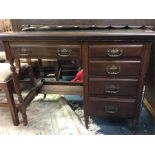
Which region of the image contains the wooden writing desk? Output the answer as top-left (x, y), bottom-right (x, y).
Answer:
top-left (0, 28), bottom-right (154, 130)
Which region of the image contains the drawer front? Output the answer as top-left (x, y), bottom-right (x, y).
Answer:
top-left (88, 97), bottom-right (137, 118)
top-left (11, 44), bottom-right (81, 59)
top-left (89, 44), bottom-right (144, 58)
top-left (89, 78), bottom-right (138, 97)
top-left (89, 60), bottom-right (141, 76)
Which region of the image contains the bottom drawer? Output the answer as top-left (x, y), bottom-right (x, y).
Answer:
top-left (88, 97), bottom-right (137, 118)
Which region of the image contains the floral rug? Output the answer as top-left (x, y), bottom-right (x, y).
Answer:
top-left (0, 94), bottom-right (89, 135)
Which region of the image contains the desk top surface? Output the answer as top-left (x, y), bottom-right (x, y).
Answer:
top-left (0, 29), bottom-right (155, 40)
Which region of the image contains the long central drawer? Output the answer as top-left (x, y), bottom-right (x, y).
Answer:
top-left (89, 77), bottom-right (138, 97)
top-left (10, 42), bottom-right (81, 59)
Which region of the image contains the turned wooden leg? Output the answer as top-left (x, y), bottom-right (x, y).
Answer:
top-left (10, 61), bottom-right (26, 125)
top-left (4, 81), bottom-right (19, 126)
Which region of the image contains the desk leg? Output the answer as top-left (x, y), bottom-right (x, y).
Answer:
top-left (10, 61), bottom-right (28, 125)
top-left (82, 43), bottom-right (89, 129)
top-left (84, 114), bottom-right (89, 129)
top-left (130, 119), bottom-right (139, 134)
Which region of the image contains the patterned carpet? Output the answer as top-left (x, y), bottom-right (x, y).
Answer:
top-left (1, 92), bottom-right (154, 135)
top-left (65, 95), bottom-right (155, 135)
top-left (0, 94), bottom-right (89, 135)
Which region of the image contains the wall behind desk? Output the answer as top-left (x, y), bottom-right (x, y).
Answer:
top-left (11, 19), bottom-right (155, 31)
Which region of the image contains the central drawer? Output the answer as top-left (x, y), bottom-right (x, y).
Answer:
top-left (89, 77), bottom-right (138, 97)
top-left (89, 60), bottom-right (141, 76)
top-left (10, 43), bottom-right (81, 59)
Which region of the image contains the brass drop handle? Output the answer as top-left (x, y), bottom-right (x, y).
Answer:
top-left (57, 48), bottom-right (72, 57)
top-left (105, 105), bottom-right (118, 114)
top-left (107, 48), bottom-right (123, 57)
top-left (19, 47), bottom-right (32, 54)
top-left (105, 84), bottom-right (120, 94)
top-left (106, 65), bottom-right (121, 75)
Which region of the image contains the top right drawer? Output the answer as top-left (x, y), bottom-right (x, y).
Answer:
top-left (89, 44), bottom-right (144, 58)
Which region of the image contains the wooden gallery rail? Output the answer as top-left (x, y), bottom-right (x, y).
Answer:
top-left (0, 29), bottom-right (155, 130)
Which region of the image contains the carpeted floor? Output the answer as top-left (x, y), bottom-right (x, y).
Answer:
top-left (65, 95), bottom-right (155, 135)
top-left (1, 74), bottom-right (155, 135)
top-left (0, 94), bottom-right (89, 135)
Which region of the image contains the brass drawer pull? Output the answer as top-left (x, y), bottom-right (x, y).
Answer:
top-left (105, 84), bottom-right (120, 94)
top-left (57, 48), bottom-right (72, 57)
top-left (106, 65), bottom-right (121, 75)
top-left (105, 105), bottom-right (118, 114)
top-left (18, 47), bottom-right (32, 54)
top-left (107, 48), bottom-right (123, 57)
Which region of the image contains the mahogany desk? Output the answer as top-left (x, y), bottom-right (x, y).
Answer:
top-left (0, 29), bottom-right (154, 129)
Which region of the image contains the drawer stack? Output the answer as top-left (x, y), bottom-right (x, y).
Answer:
top-left (87, 43), bottom-right (144, 119)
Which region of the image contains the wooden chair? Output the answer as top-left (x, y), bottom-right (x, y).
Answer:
top-left (0, 63), bottom-right (19, 125)
top-left (0, 20), bottom-right (41, 125)
top-left (0, 61), bottom-right (31, 125)
top-left (20, 58), bottom-right (60, 80)
top-left (37, 59), bottom-right (60, 80)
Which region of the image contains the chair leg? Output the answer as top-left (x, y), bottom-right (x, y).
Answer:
top-left (43, 94), bottom-right (46, 99)
top-left (3, 81), bottom-right (19, 126)
top-left (19, 105), bottom-right (28, 126)
top-left (38, 59), bottom-right (44, 77)
top-left (55, 61), bottom-right (59, 81)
